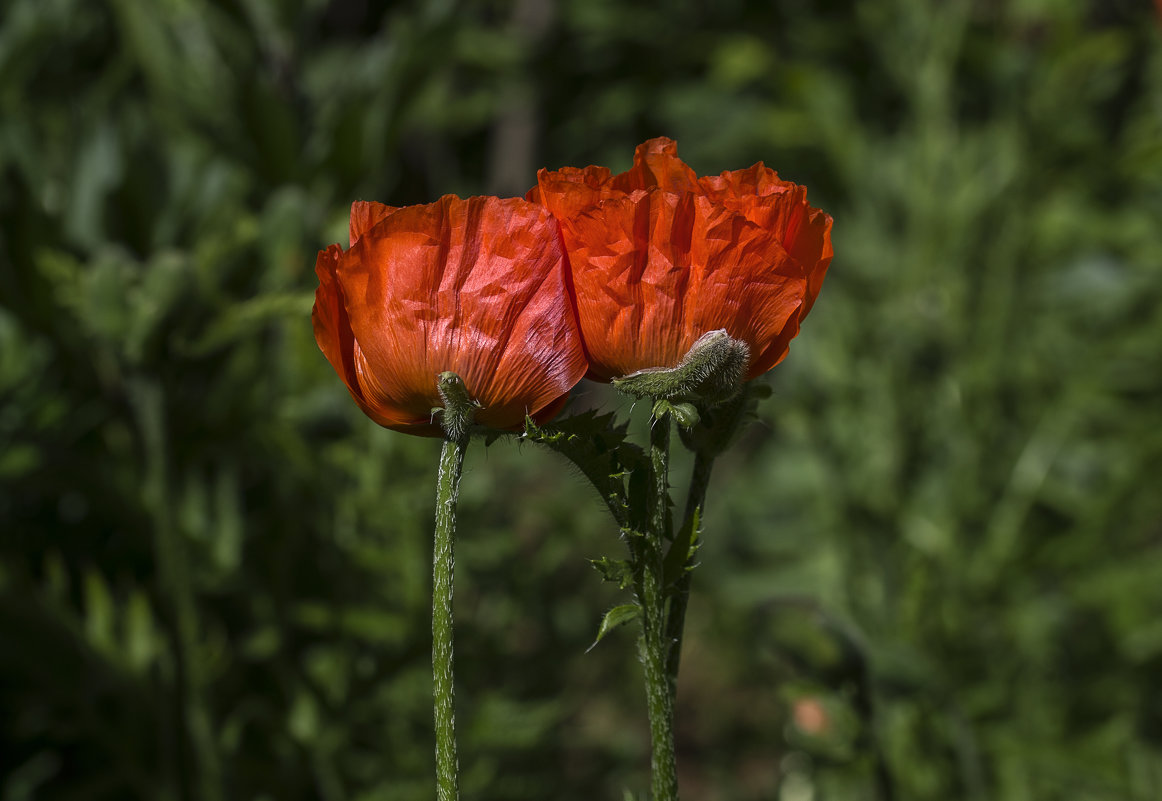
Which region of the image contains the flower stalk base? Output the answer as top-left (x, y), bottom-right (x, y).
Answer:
top-left (432, 371), bottom-right (476, 801)
top-left (432, 435), bottom-right (465, 801)
top-left (641, 409), bottom-right (679, 801)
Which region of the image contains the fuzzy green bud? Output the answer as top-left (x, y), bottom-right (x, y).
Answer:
top-left (612, 329), bottom-right (749, 407)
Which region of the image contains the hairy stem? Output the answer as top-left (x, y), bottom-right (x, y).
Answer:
top-left (433, 436), bottom-right (467, 801)
top-left (664, 449), bottom-right (714, 697)
top-left (640, 411), bottom-right (679, 801)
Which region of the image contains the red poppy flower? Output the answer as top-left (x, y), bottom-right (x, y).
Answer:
top-left (528, 137), bottom-right (832, 382)
top-left (312, 194), bottom-right (588, 436)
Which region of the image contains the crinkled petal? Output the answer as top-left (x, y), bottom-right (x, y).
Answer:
top-left (561, 189), bottom-right (806, 381)
top-left (700, 163), bottom-right (805, 250)
top-left (613, 137), bottom-right (700, 194)
top-left (527, 165), bottom-right (616, 218)
top-left (528, 137), bottom-right (700, 213)
top-left (312, 245), bottom-right (403, 428)
top-left (333, 194), bottom-right (587, 433)
top-left (312, 245), bottom-right (357, 393)
top-left (700, 163), bottom-right (833, 320)
top-left (532, 139), bottom-right (830, 382)
top-left (349, 200), bottom-right (398, 247)
top-left (791, 207), bottom-right (833, 319)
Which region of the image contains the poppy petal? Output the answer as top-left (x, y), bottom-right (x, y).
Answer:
top-left (613, 137), bottom-right (700, 194)
top-left (791, 207), bottom-right (833, 319)
top-left (349, 200), bottom-right (399, 247)
top-left (561, 190), bottom-right (806, 381)
top-left (332, 195), bottom-right (587, 433)
top-left (532, 139), bottom-right (830, 383)
top-left (527, 165), bottom-right (616, 218)
top-left (313, 245), bottom-right (403, 428)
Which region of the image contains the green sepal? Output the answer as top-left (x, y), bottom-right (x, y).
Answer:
top-left (590, 556), bottom-right (634, 590)
top-left (678, 380), bottom-right (767, 458)
top-left (611, 329), bottom-right (749, 407)
top-left (587, 603), bottom-right (641, 652)
top-left (434, 371), bottom-right (480, 442)
top-left (663, 506), bottom-right (700, 588)
top-left (653, 399), bottom-right (700, 428)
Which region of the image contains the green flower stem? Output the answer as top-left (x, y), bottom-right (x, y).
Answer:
top-left (433, 435), bottom-right (467, 801)
top-left (641, 410), bottom-right (679, 801)
top-left (664, 449), bottom-right (714, 697)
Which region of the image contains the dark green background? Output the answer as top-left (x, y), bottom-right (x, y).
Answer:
top-left (2, 0), bottom-right (1160, 799)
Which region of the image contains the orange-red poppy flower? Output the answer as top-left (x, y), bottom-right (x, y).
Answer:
top-left (528, 137), bottom-right (832, 382)
top-left (312, 194), bottom-right (588, 436)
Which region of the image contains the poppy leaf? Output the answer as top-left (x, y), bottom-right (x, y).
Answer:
top-left (523, 411), bottom-right (644, 527)
top-left (589, 556), bottom-right (634, 589)
top-left (587, 604), bottom-right (641, 652)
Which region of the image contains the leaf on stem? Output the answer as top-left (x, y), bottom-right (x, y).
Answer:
top-left (587, 603), bottom-right (642, 652)
top-left (590, 556), bottom-right (634, 589)
top-left (522, 410), bottom-right (646, 527)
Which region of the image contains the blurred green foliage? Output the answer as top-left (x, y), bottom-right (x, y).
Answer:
top-left (2, 0), bottom-right (1160, 799)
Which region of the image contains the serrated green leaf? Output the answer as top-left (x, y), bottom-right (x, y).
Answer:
top-left (527, 408), bottom-right (630, 444)
top-left (587, 604), bottom-right (641, 652)
top-left (522, 411), bottom-right (644, 527)
top-left (590, 556), bottom-right (634, 589)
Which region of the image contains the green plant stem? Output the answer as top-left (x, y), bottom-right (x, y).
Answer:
top-left (433, 435), bottom-right (467, 801)
top-left (641, 411), bottom-right (679, 801)
top-left (664, 449), bottom-right (714, 698)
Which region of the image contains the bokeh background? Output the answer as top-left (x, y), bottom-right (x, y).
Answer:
top-left (2, 0), bottom-right (1161, 799)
